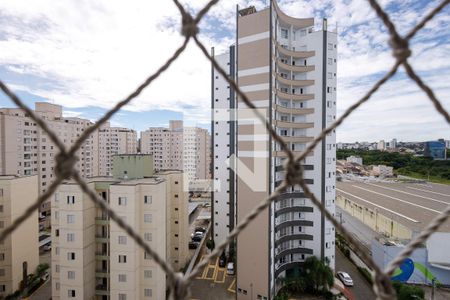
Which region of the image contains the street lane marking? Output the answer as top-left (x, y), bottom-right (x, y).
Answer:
top-left (214, 269), bottom-right (226, 283)
top-left (228, 278), bottom-right (236, 293)
top-left (352, 185), bottom-right (441, 214)
top-left (337, 189), bottom-right (419, 223)
top-left (367, 183), bottom-right (450, 205)
top-left (407, 186), bottom-right (450, 198)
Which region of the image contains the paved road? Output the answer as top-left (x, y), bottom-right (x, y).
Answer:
top-left (335, 248), bottom-right (375, 300)
top-left (30, 279), bottom-right (51, 300)
top-left (337, 181), bottom-right (450, 232)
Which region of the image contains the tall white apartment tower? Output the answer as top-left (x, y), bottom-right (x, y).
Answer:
top-left (211, 46), bottom-right (236, 249)
top-left (212, 1), bottom-right (337, 298)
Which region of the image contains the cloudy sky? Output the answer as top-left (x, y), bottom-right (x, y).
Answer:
top-left (0, 0), bottom-right (449, 142)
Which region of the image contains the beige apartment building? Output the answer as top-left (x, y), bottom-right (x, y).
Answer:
top-left (212, 1), bottom-right (337, 298)
top-left (51, 155), bottom-right (189, 300)
top-left (0, 103), bottom-right (138, 225)
top-left (97, 123), bottom-right (137, 176)
top-left (140, 120), bottom-right (211, 185)
top-left (0, 175), bottom-right (39, 297)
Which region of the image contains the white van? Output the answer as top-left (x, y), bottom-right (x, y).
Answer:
top-left (227, 262), bottom-right (234, 275)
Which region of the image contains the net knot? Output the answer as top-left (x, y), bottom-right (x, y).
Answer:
top-left (55, 152), bottom-right (77, 179)
top-left (181, 13), bottom-right (199, 37)
top-left (284, 159), bottom-right (303, 186)
top-left (172, 272), bottom-right (190, 300)
top-left (389, 36), bottom-right (411, 62)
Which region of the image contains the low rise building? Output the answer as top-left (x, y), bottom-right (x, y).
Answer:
top-left (371, 165), bottom-right (394, 177)
top-left (0, 175), bottom-right (39, 297)
top-left (346, 156), bottom-right (363, 165)
top-left (51, 155), bottom-right (189, 299)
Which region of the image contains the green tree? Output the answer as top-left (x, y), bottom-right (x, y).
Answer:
top-left (392, 281), bottom-right (425, 300)
top-left (206, 239), bottom-right (215, 250)
top-left (302, 256), bottom-right (334, 293)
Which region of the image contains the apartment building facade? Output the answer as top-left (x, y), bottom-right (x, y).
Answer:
top-left (140, 120), bottom-right (211, 184)
top-left (212, 1), bottom-right (337, 298)
top-left (51, 155), bottom-right (189, 300)
top-left (211, 47), bottom-right (237, 249)
top-left (0, 103), bottom-right (138, 223)
top-left (97, 123), bottom-right (137, 176)
top-left (0, 175), bottom-right (39, 297)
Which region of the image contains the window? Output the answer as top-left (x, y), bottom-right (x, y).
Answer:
top-left (118, 236), bottom-right (127, 245)
top-left (68, 271), bottom-right (75, 279)
top-left (119, 294), bottom-right (127, 300)
top-left (0, 189), bottom-right (2, 197)
top-left (144, 233), bottom-right (152, 242)
top-left (55, 229), bottom-right (59, 237)
top-left (56, 247), bottom-right (60, 255)
top-left (0, 254), bottom-right (4, 261)
top-left (144, 289), bottom-right (153, 297)
top-left (67, 233), bottom-right (75, 242)
top-left (328, 58), bottom-right (333, 65)
top-left (144, 270), bottom-right (152, 278)
top-left (0, 269), bottom-right (4, 276)
top-left (328, 43), bottom-right (333, 50)
top-left (118, 197), bottom-right (127, 206)
top-left (328, 72), bottom-right (333, 79)
top-left (55, 282), bottom-right (60, 290)
top-left (144, 214), bottom-right (152, 223)
top-left (144, 252), bottom-right (152, 260)
top-left (67, 195), bottom-right (75, 204)
top-left (144, 195), bottom-right (152, 204)
top-left (118, 274), bottom-right (127, 282)
top-left (67, 252), bottom-right (75, 260)
top-left (119, 255), bottom-right (127, 263)
top-left (67, 214), bottom-right (75, 224)
top-left (68, 290), bottom-right (76, 298)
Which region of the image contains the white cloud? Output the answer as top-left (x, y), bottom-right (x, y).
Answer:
top-left (0, 0), bottom-right (449, 142)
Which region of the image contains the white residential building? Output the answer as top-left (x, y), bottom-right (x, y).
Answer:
top-left (346, 156), bottom-right (363, 165)
top-left (140, 121), bottom-right (211, 184)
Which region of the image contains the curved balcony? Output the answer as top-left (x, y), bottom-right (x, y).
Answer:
top-left (273, 0), bottom-right (314, 29)
top-left (276, 89), bottom-right (314, 101)
top-left (274, 261), bottom-right (307, 279)
top-left (280, 136), bottom-right (314, 143)
top-left (276, 74), bottom-right (314, 87)
top-left (275, 206), bottom-right (313, 218)
top-left (276, 43), bottom-right (315, 58)
top-left (275, 219), bottom-right (313, 232)
top-left (273, 150), bottom-right (314, 158)
top-left (275, 164), bottom-right (313, 172)
top-left (275, 104), bottom-right (314, 115)
top-left (275, 234), bottom-right (314, 247)
top-left (277, 60), bottom-right (315, 73)
top-left (274, 120), bottom-right (314, 129)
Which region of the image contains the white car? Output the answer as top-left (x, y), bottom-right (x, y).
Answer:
top-left (226, 262), bottom-right (234, 275)
top-left (337, 271), bottom-right (354, 286)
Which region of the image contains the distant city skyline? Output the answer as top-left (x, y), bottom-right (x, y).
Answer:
top-left (1, 0), bottom-right (449, 142)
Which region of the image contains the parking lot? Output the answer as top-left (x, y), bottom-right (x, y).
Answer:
top-left (190, 253), bottom-right (236, 300)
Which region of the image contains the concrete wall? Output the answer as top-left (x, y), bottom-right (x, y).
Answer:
top-left (336, 195), bottom-right (412, 240)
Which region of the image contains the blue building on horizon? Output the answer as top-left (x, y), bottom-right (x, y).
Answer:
top-left (424, 141), bottom-right (447, 160)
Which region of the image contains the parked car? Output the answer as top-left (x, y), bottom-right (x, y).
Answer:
top-left (189, 241), bottom-right (199, 249)
top-left (227, 262), bottom-right (234, 275)
top-left (192, 235), bottom-right (202, 242)
top-left (195, 227), bottom-right (206, 233)
top-left (337, 271), bottom-right (354, 286)
top-left (191, 231), bottom-right (204, 239)
top-left (219, 255), bottom-right (226, 267)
